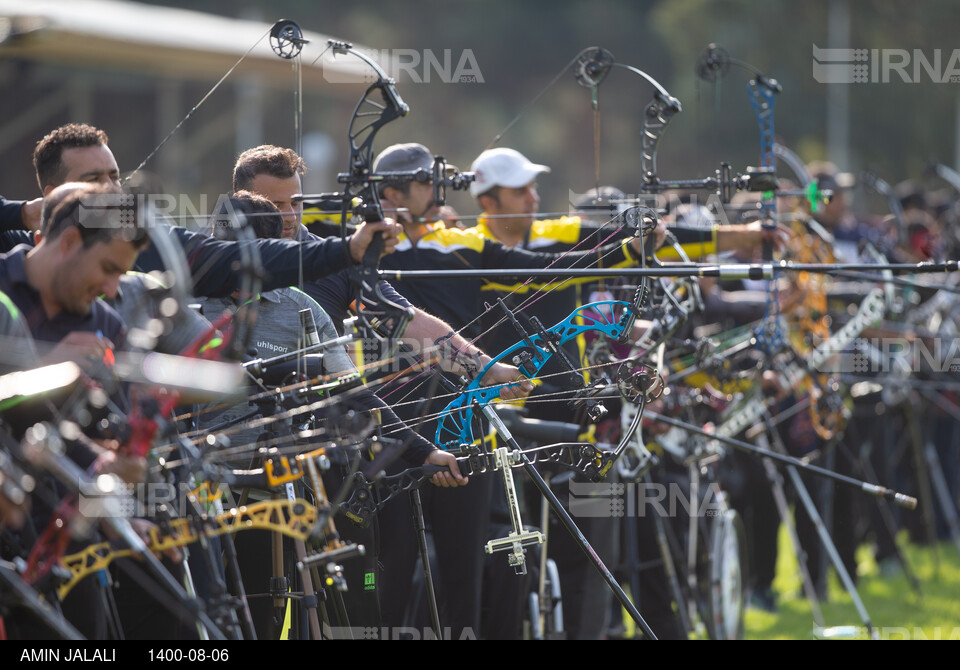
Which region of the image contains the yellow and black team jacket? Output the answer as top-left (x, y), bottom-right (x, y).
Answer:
top-left (472, 216), bottom-right (722, 421)
top-left (378, 218), bottom-right (643, 351)
top-left (372, 218), bottom-right (639, 440)
top-left (656, 224), bottom-right (719, 261)
top-left (471, 215), bottom-right (644, 425)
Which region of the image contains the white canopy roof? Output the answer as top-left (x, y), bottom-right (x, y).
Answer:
top-left (0, 0), bottom-right (372, 90)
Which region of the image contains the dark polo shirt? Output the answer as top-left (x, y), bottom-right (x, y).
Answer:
top-left (0, 245), bottom-right (125, 346)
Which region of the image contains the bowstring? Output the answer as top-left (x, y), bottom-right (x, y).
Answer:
top-left (378, 107), bottom-right (663, 429)
top-left (375, 214), bottom-right (639, 407)
top-left (124, 27), bottom-right (273, 185)
top-left (374, 48), bottom-right (645, 412)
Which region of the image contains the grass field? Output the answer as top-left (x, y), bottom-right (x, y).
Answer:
top-left (745, 529), bottom-right (960, 640)
top-left (616, 525), bottom-right (960, 640)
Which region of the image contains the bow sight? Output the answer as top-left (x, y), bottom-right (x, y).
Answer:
top-left (297, 158), bottom-right (474, 221)
top-left (338, 155), bottom-right (475, 213)
top-left (570, 46), bottom-right (782, 204)
top-left (642, 163), bottom-right (780, 202)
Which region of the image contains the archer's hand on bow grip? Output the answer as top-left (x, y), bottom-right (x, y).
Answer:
top-left (349, 220), bottom-right (401, 264)
top-left (478, 361), bottom-right (535, 401)
top-left (436, 379), bottom-right (534, 449)
top-left (363, 229), bottom-right (384, 264)
top-left (352, 225), bottom-right (386, 298)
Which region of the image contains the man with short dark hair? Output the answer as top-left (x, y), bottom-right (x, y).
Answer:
top-left (233, 145), bottom-right (306, 240)
top-left (0, 181), bottom-right (184, 641)
top-left (0, 181), bottom-right (147, 349)
top-left (212, 189), bottom-right (283, 241)
top-left (369, 142), bottom-right (462, 227)
top-left (2, 123), bottom-right (400, 297)
top-left (33, 123), bottom-right (120, 193)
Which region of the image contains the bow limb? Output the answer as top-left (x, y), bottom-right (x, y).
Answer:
top-left (330, 43), bottom-right (415, 351)
top-left (615, 235), bottom-right (702, 480)
top-left (125, 20), bottom-right (305, 187)
top-left (482, 46), bottom-right (682, 198)
top-left (55, 496), bottom-right (325, 602)
top-left (577, 51), bottom-right (683, 194)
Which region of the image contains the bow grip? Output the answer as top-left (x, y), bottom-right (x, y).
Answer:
top-left (363, 230), bottom-right (385, 268)
top-left (354, 230), bottom-right (385, 293)
top-left (761, 223), bottom-right (775, 262)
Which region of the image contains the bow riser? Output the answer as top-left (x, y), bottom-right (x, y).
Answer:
top-left (435, 299), bottom-right (636, 449)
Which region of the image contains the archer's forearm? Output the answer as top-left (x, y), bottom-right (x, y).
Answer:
top-left (402, 308), bottom-right (489, 379)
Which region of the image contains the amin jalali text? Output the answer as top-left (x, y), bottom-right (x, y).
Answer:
top-left (20, 648), bottom-right (116, 662)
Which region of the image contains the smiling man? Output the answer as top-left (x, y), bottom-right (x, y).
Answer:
top-left (0, 182), bottom-right (148, 346)
top-left (33, 124), bottom-right (122, 194)
top-left (0, 181), bottom-right (192, 641)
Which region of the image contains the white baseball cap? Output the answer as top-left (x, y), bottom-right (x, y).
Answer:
top-left (469, 147), bottom-right (550, 197)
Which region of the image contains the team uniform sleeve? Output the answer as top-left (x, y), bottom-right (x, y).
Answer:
top-left (135, 226), bottom-right (354, 298)
top-left (303, 271), bottom-right (412, 336)
top-left (476, 235), bottom-right (640, 293)
top-left (656, 225), bottom-right (718, 261)
top-left (0, 197), bottom-right (25, 232)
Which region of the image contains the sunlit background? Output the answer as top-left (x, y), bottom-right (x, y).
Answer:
top-left (1, 0), bottom-right (957, 223)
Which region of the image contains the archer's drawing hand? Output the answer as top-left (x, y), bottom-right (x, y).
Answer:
top-left (743, 220), bottom-right (794, 255)
top-left (650, 219), bottom-right (667, 250)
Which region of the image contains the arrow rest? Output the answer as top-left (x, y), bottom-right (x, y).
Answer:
top-left (569, 379), bottom-right (610, 424)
